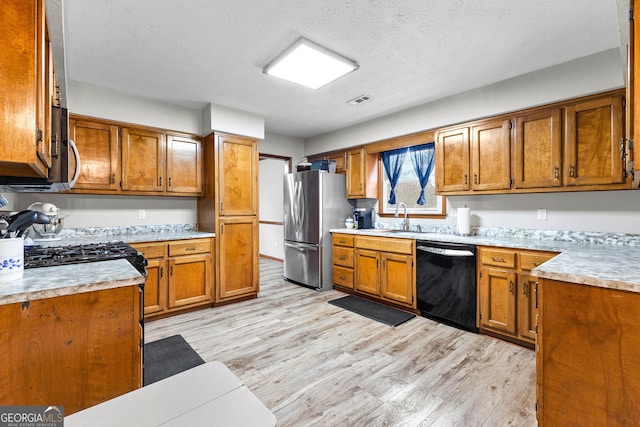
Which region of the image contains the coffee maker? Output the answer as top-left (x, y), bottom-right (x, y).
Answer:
top-left (353, 208), bottom-right (374, 229)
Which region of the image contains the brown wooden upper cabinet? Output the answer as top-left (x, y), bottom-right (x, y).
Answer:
top-left (513, 108), bottom-right (562, 189)
top-left (167, 135), bottom-right (203, 194)
top-left (69, 118), bottom-right (120, 191)
top-left (217, 133), bottom-right (258, 216)
top-left (436, 90), bottom-right (629, 195)
top-left (346, 147), bottom-right (378, 198)
top-left (68, 116), bottom-right (203, 196)
top-left (0, 0), bottom-right (53, 179)
top-left (436, 118), bottom-right (510, 193)
top-left (564, 95), bottom-right (624, 186)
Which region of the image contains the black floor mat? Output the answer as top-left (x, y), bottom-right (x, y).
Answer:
top-left (144, 334), bottom-right (205, 386)
top-left (329, 295), bottom-right (415, 327)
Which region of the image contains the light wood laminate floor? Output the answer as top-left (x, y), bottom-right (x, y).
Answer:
top-left (146, 259), bottom-right (536, 426)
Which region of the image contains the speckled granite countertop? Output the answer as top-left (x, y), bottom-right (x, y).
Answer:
top-left (0, 259), bottom-right (145, 305)
top-left (31, 230), bottom-right (215, 247)
top-left (331, 228), bottom-right (640, 294)
top-left (27, 224), bottom-right (214, 247)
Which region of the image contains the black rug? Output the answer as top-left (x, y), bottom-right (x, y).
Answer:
top-left (329, 295), bottom-right (415, 327)
top-left (144, 334), bottom-right (205, 386)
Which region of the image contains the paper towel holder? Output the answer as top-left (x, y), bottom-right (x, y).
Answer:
top-left (457, 204), bottom-right (471, 236)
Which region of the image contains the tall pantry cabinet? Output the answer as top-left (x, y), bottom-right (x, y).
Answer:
top-left (198, 132), bottom-right (259, 303)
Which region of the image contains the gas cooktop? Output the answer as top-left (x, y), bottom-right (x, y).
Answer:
top-left (24, 241), bottom-right (147, 275)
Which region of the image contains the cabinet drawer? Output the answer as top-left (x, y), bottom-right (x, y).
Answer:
top-left (169, 239), bottom-right (211, 256)
top-left (356, 236), bottom-right (413, 255)
top-left (480, 248), bottom-right (516, 268)
top-left (132, 243), bottom-right (167, 259)
top-left (332, 246), bottom-right (354, 268)
top-left (333, 266), bottom-right (354, 289)
top-left (520, 252), bottom-right (556, 271)
top-left (333, 234), bottom-right (354, 247)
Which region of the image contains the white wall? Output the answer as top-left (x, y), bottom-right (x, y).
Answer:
top-left (259, 132), bottom-right (306, 165)
top-left (15, 193), bottom-right (197, 229)
top-left (259, 158), bottom-right (288, 260)
top-left (68, 81), bottom-right (203, 134)
top-left (305, 49), bottom-right (624, 153)
top-left (373, 190), bottom-right (640, 235)
top-left (203, 103), bottom-right (265, 139)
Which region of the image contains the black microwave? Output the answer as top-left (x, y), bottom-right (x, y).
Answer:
top-left (0, 107), bottom-right (80, 192)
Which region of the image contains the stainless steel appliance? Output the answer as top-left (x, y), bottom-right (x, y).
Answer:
top-left (0, 107), bottom-right (80, 192)
top-left (352, 208), bottom-right (374, 229)
top-left (283, 170), bottom-right (352, 291)
top-left (415, 240), bottom-right (478, 333)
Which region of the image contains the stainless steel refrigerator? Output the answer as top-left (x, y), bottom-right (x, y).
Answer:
top-left (283, 170), bottom-right (352, 291)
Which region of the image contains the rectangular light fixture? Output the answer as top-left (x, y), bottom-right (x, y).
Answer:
top-left (263, 37), bottom-right (359, 90)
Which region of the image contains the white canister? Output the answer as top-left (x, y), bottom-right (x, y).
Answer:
top-left (0, 238), bottom-right (24, 283)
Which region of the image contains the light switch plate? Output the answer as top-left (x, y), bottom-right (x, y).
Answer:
top-left (138, 209), bottom-right (146, 219)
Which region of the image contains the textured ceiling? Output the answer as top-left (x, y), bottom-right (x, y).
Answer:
top-left (63, 0), bottom-right (624, 138)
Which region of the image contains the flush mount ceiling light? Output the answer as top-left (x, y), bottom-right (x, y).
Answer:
top-left (263, 37), bottom-right (359, 90)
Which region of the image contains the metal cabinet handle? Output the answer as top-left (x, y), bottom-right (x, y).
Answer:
top-left (464, 174), bottom-right (468, 185)
top-left (554, 166), bottom-right (559, 179)
top-left (509, 281), bottom-right (514, 294)
top-left (170, 265), bottom-right (174, 276)
top-left (339, 256), bottom-right (346, 260)
top-left (159, 177), bottom-right (163, 186)
top-left (168, 177), bottom-right (172, 187)
top-left (491, 257), bottom-right (505, 262)
top-left (111, 173), bottom-right (116, 184)
top-left (569, 165), bottom-right (575, 177)
top-left (523, 282), bottom-right (528, 295)
top-left (473, 174), bottom-right (478, 185)
top-left (160, 267), bottom-right (163, 278)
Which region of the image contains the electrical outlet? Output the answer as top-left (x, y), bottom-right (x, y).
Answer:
top-left (275, 242), bottom-right (279, 248)
top-left (537, 208), bottom-right (547, 220)
top-left (138, 209), bottom-right (146, 219)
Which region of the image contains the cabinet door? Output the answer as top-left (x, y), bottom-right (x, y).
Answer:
top-left (218, 217), bottom-right (259, 300)
top-left (144, 258), bottom-right (167, 315)
top-left (218, 134), bottom-right (258, 215)
top-left (470, 119), bottom-right (511, 191)
top-left (167, 135), bottom-right (202, 194)
top-left (436, 127), bottom-right (470, 192)
top-left (346, 148), bottom-right (365, 197)
top-left (0, 0), bottom-right (48, 178)
top-left (380, 252), bottom-right (414, 307)
top-left (70, 118), bottom-right (120, 191)
top-left (517, 274), bottom-right (537, 343)
top-left (479, 267), bottom-right (517, 335)
top-left (168, 254), bottom-right (212, 308)
top-left (564, 95), bottom-right (624, 186)
top-left (328, 151), bottom-right (347, 174)
top-left (514, 108), bottom-right (562, 189)
top-left (354, 249), bottom-right (380, 296)
top-left (121, 127), bottom-right (166, 192)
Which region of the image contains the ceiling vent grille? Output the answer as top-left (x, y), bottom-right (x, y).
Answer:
top-left (347, 94), bottom-right (372, 106)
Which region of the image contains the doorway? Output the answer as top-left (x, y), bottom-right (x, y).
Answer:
top-left (259, 154), bottom-right (291, 261)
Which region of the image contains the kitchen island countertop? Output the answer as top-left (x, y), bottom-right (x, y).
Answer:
top-left (0, 259), bottom-right (145, 305)
top-left (331, 228), bottom-right (640, 294)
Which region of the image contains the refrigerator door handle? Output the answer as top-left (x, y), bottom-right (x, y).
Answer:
top-left (285, 241), bottom-right (318, 251)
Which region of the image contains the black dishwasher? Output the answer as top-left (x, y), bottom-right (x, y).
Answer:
top-left (416, 240), bottom-right (478, 333)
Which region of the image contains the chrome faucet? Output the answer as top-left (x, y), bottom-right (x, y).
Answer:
top-left (394, 202), bottom-right (409, 231)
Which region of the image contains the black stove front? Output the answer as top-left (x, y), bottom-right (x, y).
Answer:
top-left (24, 241), bottom-right (147, 275)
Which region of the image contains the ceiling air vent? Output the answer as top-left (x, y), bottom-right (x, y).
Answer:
top-left (347, 94), bottom-right (372, 106)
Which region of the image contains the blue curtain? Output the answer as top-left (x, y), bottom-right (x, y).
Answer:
top-left (409, 142), bottom-right (435, 205)
top-left (380, 147), bottom-right (407, 204)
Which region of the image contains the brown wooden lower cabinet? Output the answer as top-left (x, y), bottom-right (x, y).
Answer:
top-left (131, 237), bottom-right (213, 318)
top-left (217, 216), bottom-right (259, 301)
top-left (0, 285), bottom-right (142, 415)
top-left (478, 247), bottom-right (557, 346)
top-left (332, 233), bottom-right (416, 309)
top-left (536, 278), bottom-right (640, 425)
